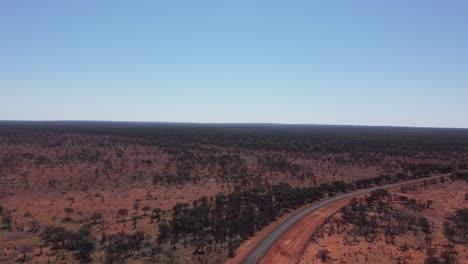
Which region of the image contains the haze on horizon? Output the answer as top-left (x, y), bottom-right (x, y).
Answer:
top-left (1, 0), bottom-right (468, 128)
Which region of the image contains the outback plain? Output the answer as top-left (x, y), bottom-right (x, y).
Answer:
top-left (0, 121), bottom-right (467, 264)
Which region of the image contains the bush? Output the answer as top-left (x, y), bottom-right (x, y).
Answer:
top-left (424, 256), bottom-right (441, 264)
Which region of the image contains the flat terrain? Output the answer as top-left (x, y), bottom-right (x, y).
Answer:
top-left (0, 121), bottom-right (467, 263)
top-left (240, 176), bottom-right (444, 264)
top-left (300, 179), bottom-right (468, 264)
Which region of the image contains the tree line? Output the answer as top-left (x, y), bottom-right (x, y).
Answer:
top-left (161, 170), bottom-right (437, 257)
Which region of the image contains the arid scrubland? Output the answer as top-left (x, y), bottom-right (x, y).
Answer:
top-left (300, 176), bottom-right (468, 264)
top-left (0, 122), bottom-right (467, 263)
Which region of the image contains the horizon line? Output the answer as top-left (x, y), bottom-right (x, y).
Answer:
top-left (1, 119), bottom-right (468, 130)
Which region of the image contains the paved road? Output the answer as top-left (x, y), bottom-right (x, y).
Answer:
top-left (243, 175), bottom-right (441, 264)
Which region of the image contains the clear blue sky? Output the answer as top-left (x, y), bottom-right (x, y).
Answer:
top-left (1, 0), bottom-right (468, 127)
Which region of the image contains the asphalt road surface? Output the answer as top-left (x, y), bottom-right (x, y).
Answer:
top-left (243, 175), bottom-right (442, 264)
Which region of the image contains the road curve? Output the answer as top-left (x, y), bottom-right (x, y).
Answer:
top-left (243, 175), bottom-right (442, 264)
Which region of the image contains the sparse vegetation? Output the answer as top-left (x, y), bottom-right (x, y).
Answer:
top-left (301, 180), bottom-right (468, 264)
top-left (0, 122), bottom-right (467, 262)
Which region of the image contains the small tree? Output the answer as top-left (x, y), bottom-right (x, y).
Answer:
top-left (443, 208), bottom-right (468, 244)
top-left (453, 208), bottom-right (468, 240)
top-left (317, 249), bottom-right (330, 262)
top-left (150, 246), bottom-right (162, 260)
top-left (419, 217), bottom-right (431, 234)
top-left (116, 209), bottom-right (128, 219)
top-left (151, 208), bottom-right (162, 223)
top-left (424, 256), bottom-right (441, 264)
top-left (133, 203), bottom-right (140, 214)
top-left (2, 213), bottom-right (12, 231)
top-left (75, 236), bottom-right (95, 263)
top-left (157, 221), bottom-right (170, 244)
top-left (116, 209), bottom-right (128, 227)
top-left (90, 212), bottom-right (102, 224)
top-left (30, 219), bottom-right (39, 233)
top-left (64, 208), bottom-right (74, 221)
top-left (17, 244), bottom-right (33, 262)
top-left (441, 250), bottom-right (457, 264)
top-left (142, 206), bottom-right (151, 216)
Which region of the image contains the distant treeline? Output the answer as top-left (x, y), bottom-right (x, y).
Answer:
top-left (2, 121), bottom-right (468, 154)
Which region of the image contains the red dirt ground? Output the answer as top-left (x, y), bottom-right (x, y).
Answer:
top-left (299, 180), bottom-right (468, 264)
